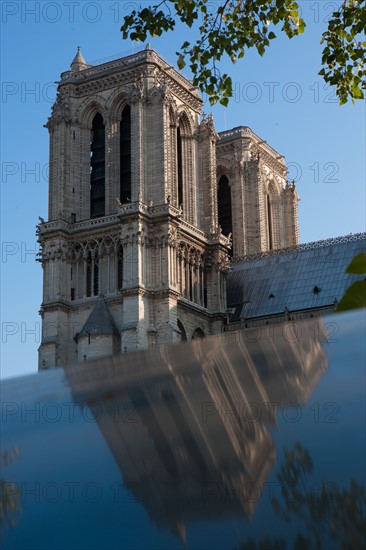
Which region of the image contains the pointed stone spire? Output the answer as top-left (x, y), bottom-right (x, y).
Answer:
top-left (76, 295), bottom-right (119, 340)
top-left (70, 46), bottom-right (87, 72)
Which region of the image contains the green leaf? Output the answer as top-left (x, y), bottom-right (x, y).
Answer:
top-left (120, 0), bottom-right (366, 106)
top-left (257, 43), bottom-right (265, 56)
top-left (177, 54), bottom-right (186, 70)
top-left (336, 281), bottom-right (366, 312)
top-left (298, 19), bottom-right (306, 34)
top-left (352, 83), bottom-right (364, 99)
top-left (346, 253), bottom-right (366, 274)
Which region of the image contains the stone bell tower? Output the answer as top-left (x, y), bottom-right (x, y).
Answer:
top-left (37, 47), bottom-right (230, 369)
top-left (216, 126), bottom-right (299, 257)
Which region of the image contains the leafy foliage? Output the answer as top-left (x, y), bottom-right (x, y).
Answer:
top-left (0, 449), bottom-right (21, 536)
top-left (337, 252), bottom-right (366, 311)
top-left (319, 0), bottom-right (366, 105)
top-left (121, 0), bottom-right (365, 105)
top-left (272, 443), bottom-right (366, 549)
top-left (240, 443), bottom-right (366, 549)
top-left (337, 280), bottom-right (366, 311)
top-left (345, 252), bottom-right (366, 274)
top-left (121, 0), bottom-right (306, 105)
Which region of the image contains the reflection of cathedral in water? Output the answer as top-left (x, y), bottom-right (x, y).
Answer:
top-left (66, 319), bottom-right (327, 542)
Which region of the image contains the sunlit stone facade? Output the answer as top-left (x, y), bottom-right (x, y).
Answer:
top-left (37, 48), bottom-right (299, 369)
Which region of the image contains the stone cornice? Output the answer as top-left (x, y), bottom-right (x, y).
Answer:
top-left (259, 153), bottom-right (287, 178)
top-left (120, 286), bottom-right (181, 300)
top-left (58, 49), bottom-right (202, 112)
top-left (177, 298), bottom-right (226, 321)
top-left (217, 126), bottom-right (287, 177)
top-left (67, 295), bottom-right (124, 313)
top-left (117, 201), bottom-right (209, 245)
top-left (37, 215), bottom-right (121, 238)
top-left (40, 300), bottom-right (70, 314)
top-left (37, 205), bottom-right (231, 257)
top-left (218, 126), bottom-right (284, 160)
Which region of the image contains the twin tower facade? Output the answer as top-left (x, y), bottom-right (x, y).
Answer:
top-left (37, 47), bottom-right (299, 369)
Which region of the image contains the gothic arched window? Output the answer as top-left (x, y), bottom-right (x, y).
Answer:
top-left (192, 328), bottom-right (205, 340)
top-left (117, 244), bottom-right (123, 290)
top-left (218, 175), bottom-right (233, 238)
top-left (120, 105), bottom-right (131, 203)
top-left (90, 113), bottom-right (105, 218)
top-left (86, 253), bottom-right (92, 297)
top-left (267, 194), bottom-right (273, 250)
top-left (177, 126), bottom-right (183, 207)
top-left (93, 260), bottom-right (99, 297)
top-left (86, 251), bottom-right (99, 297)
top-left (177, 320), bottom-right (187, 342)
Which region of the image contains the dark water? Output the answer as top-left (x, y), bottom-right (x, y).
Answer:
top-left (1, 311), bottom-right (365, 549)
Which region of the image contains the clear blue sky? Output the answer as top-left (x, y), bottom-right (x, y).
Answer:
top-left (1, 1), bottom-right (365, 379)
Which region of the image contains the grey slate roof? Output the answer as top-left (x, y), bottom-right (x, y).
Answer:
top-left (77, 295), bottom-right (119, 339)
top-left (227, 233), bottom-right (366, 321)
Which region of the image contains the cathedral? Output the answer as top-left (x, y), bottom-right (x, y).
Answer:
top-left (37, 47), bottom-right (363, 370)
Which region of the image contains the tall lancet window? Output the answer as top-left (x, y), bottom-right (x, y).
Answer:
top-left (120, 105), bottom-right (131, 203)
top-left (86, 251), bottom-right (99, 297)
top-left (267, 194), bottom-right (273, 250)
top-left (117, 244), bottom-right (123, 290)
top-left (218, 176), bottom-right (233, 251)
top-left (177, 126), bottom-right (183, 208)
top-left (90, 113), bottom-right (105, 218)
